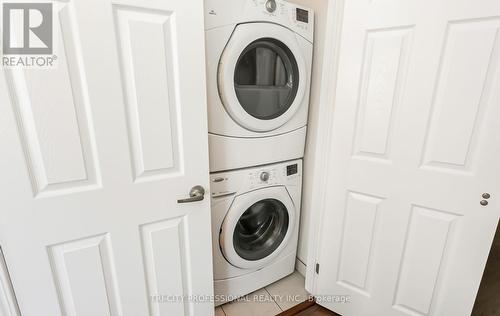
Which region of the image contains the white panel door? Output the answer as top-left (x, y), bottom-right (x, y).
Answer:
top-left (313, 0), bottom-right (500, 315)
top-left (0, 0), bottom-right (213, 315)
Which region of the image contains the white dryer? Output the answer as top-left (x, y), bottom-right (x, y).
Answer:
top-left (205, 0), bottom-right (314, 172)
top-left (210, 160), bottom-right (302, 305)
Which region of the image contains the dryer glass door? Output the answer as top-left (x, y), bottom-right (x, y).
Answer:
top-left (233, 198), bottom-right (289, 261)
top-left (218, 22), bottom-right (308, 132)
top-left (234, 38), bottom-right (299, 120)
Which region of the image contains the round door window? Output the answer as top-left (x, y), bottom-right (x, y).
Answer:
top-left (233, 198), bottom-right (289, 261)
top-left (233, 38), bottom-right (299, 120)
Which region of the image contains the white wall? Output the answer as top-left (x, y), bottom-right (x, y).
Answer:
top-left (286, 0), bottom-right (330, 274)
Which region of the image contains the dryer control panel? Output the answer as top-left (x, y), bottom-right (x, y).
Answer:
top-left (249, 0), bottom-right (313, 36)
top-left (210, 159), bottom-right (302, 198)
top-left (204, 0), bottom-right (314, 43)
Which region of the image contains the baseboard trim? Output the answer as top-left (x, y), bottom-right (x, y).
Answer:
top-left (295, 258), bottom-right (306, 277)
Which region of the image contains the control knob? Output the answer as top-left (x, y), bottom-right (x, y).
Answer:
top-left (265, 0), bottom-right (277, 13)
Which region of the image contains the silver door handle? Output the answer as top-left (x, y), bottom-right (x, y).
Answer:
top-left (177, 185), bottom-right (205, 203)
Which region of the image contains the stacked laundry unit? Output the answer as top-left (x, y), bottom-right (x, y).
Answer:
top-left (204, 0), bottom-right (314, 305)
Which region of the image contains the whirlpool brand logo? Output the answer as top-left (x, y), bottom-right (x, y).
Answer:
top-left (2, 2), bottom-right (57, 68)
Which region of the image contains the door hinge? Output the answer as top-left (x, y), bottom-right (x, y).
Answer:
top-left (315, 263), bottom-right (320, 274)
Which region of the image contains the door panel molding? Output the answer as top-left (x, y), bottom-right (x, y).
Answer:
top-left (4, 0), bottom-right (101, 198)
top-left (140, 216), bottom-right (191, 316)
top-left (393, 205), bottom-right (460, 316)
top-left (337, 191), bottom-right (384, 297)
top-left (352, 26), bottom-right (413, 163)
top-left (0, 249), bottom-right (20, 316)
top-left (48, 234), bottom-right (123, 316)
top-left (421, 18), bottom-right (500, 174)
top-left (113, 5), bottom-right (183, 183)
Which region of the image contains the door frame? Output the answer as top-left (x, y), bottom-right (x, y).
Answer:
top-left (303, 0), bottom-right (345, 295)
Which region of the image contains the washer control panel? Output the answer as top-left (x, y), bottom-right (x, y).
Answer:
top-left (286, 163), bottom-right (298, 176)
top-left (210, 160), bottom-right (302, 198)
top-left (295, 8), bottom-right (309, 23)
top-left (249, 169), bottom-right (277, 186)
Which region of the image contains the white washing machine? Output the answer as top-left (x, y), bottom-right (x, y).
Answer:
top-left (210, 160), bottom-right (302, 305)
top-left (205, 0), bottom-right (314, 172)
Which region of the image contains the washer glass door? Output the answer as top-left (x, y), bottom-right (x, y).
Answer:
top-left (233, 198), bottom-right (289, 261)
top-left (234, 38), bottom-right (299, 120)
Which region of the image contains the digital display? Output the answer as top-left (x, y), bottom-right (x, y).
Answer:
top-left (287, 164), bottom-right (298, 176)
top-left (296, 8), bottom-right (309, 23)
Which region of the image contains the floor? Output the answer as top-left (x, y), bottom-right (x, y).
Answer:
top-left (215, 271), bottom-right (312, 316)
top-left (276, 300), bottom-right (339, 316)
top-left (472, 222), bottom-right (500, 316)
top-left (215, 237), bottom-right (500, 316)
top-left (286, 304), bottom-right (338, 316)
